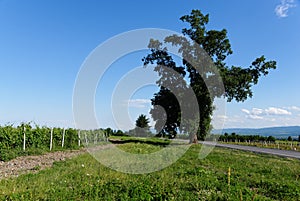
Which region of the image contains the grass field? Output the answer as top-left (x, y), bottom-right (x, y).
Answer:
top-left (1, 143), bottom-right (300, 200)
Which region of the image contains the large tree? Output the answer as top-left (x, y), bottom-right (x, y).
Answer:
top-left (143, 10), bottom-right (276, 142)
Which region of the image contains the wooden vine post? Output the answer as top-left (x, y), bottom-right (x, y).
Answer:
top-left (62, 128), bottom-right (65, 148)
top-left (50, 128), bottom-right (53, 151)
top-left (78, 130), bottom-right (81, 147)
top-left (23, 126), bottom-right (26, 151)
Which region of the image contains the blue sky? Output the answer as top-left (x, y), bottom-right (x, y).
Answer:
top-left (0, 0), bottom-right (299, 130)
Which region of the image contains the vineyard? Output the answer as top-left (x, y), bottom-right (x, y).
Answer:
top-left (218, 133), bottom-right (300, 152)
top-left (0, 123), bottom-right (110, 161)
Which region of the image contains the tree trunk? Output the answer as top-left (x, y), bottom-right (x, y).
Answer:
top-left (189, 133), bottom-right (198, 144)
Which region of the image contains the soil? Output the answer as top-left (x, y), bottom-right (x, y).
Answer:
top-left (0, 144), bottom-right (115, 180)
top-left (0, 149), bottom-right (86, 180)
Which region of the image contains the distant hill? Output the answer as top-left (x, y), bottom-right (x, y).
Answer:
top-left (212, 126), bottom-right (300, 138)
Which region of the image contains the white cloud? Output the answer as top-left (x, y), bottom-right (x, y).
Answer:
top-left (252, 108), bottom-right (264, 115)
top-left (241, 106), bottom-right (292, 121)
top-left (248, 115), bottom-right (264, 120)
top-left (285, 106), bottom-right (300, 112)
top-left (242, 107), bottom-right (265, 118)
top-left (223, 106), bottom-right (300, 128)
top-left (242, 108), bottom-right (263, 120)
top-left (126, 99), bottom-right (151, 108)
top-left (275, 0), bottom-right (297, 18)
top-left (265, 107), bottom-right (291, 115)
top-left (242, 109), bottom-right (264, 119)
top-left (241, 109), bottom-right (250, 114)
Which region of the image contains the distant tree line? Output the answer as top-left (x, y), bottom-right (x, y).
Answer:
top-left (219, 133), bottom-right (276, 143)
top-left (218, 133), bottom-right (300, 143)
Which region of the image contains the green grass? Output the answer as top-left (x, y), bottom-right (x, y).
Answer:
top-left (117, 142), bottom-right (164, 154)
top-left (1, 143), bottom-right (300, 200)
top-left (108, 136), bottom-right (171, 146)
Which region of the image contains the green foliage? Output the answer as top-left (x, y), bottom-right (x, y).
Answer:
top-left (1, 144), bottom-right (299, 200)
top-left (219, 133), bottom-right (276, 143)
top-left (150, 88), bottom-right (181, 138)
top-left (135, 114), bottom-right (150, 128)
top-left (143, 10), bottom-right (276, 140)
top-left (0, 123), bottom-right (114, 161)
top-left (130, 114), bottom-right (151, 137)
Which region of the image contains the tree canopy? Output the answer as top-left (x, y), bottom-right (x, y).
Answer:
top-left (143, 10), bottom-right (277, 142)
top-left (131, 114), bottom-right (150, 137)
top-left (135, 114), bottom-right (150, 129)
